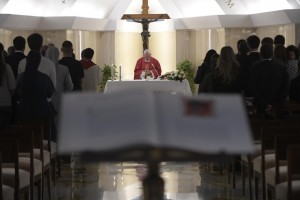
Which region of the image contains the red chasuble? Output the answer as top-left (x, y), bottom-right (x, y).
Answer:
top-left (134, 57), bottom-right (162, 80)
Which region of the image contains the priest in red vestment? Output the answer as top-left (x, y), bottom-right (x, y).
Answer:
top-left (134, 49), bottom-right (162, 79)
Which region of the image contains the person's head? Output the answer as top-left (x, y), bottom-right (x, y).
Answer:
top-left (237, 39), bottom-right (248, 55)
top-left (247, 35), bottom-right (260, 50)
top-left (260, 44), bottom-right (273, 59)
top-left (41, 45), bottom-right (48, 56)
top-left (0, 45), bottom-right (5, 85)
top-left (0, 43), bottom-right (4, 52)
top-left (215, 46), bottom-right (239, 84)
top-left (45, 46), bottom-right (60, 64)
top-left (274, 35), bottom-right (285, 46)
top-left (203, 49), bottom-right (217, 65)
top-left (211, 53), bottom-right (220, 71)
top-left (274, 44), bottom-right (287, 64)
top-left (83, 48), bottom-right (94, 60)
top-left (261, 37), bottom-right (274, 46)
top-left (286, 45), bottom-right (299, 60)
top-left (48, 43), bottom-right (55, 47)
top-left (143, 49), bottom-right (152, 61)
top-left (81, 49), bottom-right (86, 60)
top-left (61, 40), bottom-right (73, 57)
top-left (13, 36), bottom-right (26, 51)
top-left (237, 39), bottom-right (245, 48)
top-left (27, 33), bottom-right (43, 51)
top-left (0, 43), bottom-right (7, 60)
top-left (7, 46), bottom-right (15, 56)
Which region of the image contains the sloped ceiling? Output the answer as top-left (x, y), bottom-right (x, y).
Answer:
top-left (0, 0), bottom-right (299, 31)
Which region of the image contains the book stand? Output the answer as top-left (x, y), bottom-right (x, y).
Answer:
top-left (79, 147), bottom-right (232, 200)
top-left (58, 91), bottom-right (253, 200)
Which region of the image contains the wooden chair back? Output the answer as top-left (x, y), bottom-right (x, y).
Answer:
top-left (275, 135), bottom-right (300, 184)
top-left (259, 127), bottom-right (300, 200)
top-left (0, 137), bottom-right (19, 199)
top-left (0, 152), bottom-right (2, 200)
top-left (287, 145), bottom-right (300, 200)
top-left (4, 128), bottom-right (36, 198)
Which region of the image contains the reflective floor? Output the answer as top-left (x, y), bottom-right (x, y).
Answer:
top-left (48, 158), bottom-right (248, 200)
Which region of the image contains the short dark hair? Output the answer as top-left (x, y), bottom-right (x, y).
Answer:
top-left (0, 43), bottom-right (4, 51)
top-left (274, 35), bottom-right (285, 45)
top-left (286, 45), bottom-right (299, 59)
top-left (61, 40), bottom-right (73, 53)
top-left (27, 33), bottom-right (43, 51)
top-left (62, 40), bottom-right (73, 49)
top-left (260, 44), bottom-right (273, 59)
top-left (13, 36), bottom-right (26, 50)
top-left (83, 48), bottom-right (94, 59)
top-left (261, 37), bottom-right (273, 46)
top-left (247, 35), bottom-right (260, 49)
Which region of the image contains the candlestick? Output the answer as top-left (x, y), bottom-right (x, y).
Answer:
top-left (111, 64), bottom-right (114, 81)
top-left (119, 65), bottom-right (122, 81)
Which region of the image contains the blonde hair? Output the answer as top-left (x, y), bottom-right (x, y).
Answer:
top-left (214, 46), bottom-right (239, 84)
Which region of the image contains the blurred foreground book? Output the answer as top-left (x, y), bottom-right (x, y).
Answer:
top-left (57, 90), bottom-right (254, 159)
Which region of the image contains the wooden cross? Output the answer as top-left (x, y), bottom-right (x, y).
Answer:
top-left (121, 0), bottom-right (170, 51)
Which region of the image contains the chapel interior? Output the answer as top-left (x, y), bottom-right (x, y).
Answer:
top-left (1, 0), bottom-right (300, 200)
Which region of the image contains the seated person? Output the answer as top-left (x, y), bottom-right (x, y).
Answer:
top-left (134, 49), bottom-right (161, 79)
top-left (140, 65), bottom-right (154, 80)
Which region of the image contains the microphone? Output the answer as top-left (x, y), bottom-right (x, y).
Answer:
top-left (151, 63), bottom-right (159, 78)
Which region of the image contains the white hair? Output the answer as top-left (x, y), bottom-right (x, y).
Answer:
top-left (144, 49), bottom-right (151, 55)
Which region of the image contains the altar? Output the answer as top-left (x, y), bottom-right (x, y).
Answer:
top-left (104, 80), bottom-right (192, 95)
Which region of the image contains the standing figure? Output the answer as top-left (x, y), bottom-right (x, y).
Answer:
top-left (6, 36), bottom-right (26, 125)
top-left (201, 46), bottom-right (242, 93)
top-left (17, 33), bottom-right (54, 121)
top-left (194, 49), bottom-right (217, 93)
top-left (249, 44), bottom-right (289, 113)
top-left (59, 41), bottom-right (84, 91)
top-left (0, 48), bottom-right (16, 129)
top-left (134, 49), bottom-right (161, 80)
top-left (45, 46), bottom-right (73, 113)
top-left (80, 48), bottom-right (101, 91)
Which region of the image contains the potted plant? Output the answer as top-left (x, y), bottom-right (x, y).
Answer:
top-left (99, 64), bottom-right (117, 92)
top-left (176, 60), bottom-right (196, 94)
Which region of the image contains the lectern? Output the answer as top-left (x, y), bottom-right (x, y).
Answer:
top-left (58, 90), bottom-right (254, 200)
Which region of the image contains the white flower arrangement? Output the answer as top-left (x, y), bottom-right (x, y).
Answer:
top-left (159, 70), bottom-right (186, 82)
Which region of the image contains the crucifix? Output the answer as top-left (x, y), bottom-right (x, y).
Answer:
top-left (121, 0), bottom-right (170, 51)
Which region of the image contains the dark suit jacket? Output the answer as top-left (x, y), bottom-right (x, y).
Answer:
top-left (249, 59), bottom-right (289, 112)
top-left (6, 52), bottom-right (26, 79)
top-left (239, 52), bottom-right (261, 96)
top-left (289, 75), bottom-right (300, 102)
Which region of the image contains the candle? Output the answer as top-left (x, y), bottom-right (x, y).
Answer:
top-left (119, 65), bottom-right (122, 81)
top-left (111, 64), bottom-right (114, 81)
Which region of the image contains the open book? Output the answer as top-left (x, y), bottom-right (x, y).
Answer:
top-left (57, 90), bottom-right (254, 158)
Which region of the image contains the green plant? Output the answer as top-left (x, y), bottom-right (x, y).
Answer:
top-left (99, 64), bottom-right (118, 92)
top-left (176, 60), bottom-right (196, 94)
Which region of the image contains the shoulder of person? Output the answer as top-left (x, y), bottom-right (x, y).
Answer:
top-left (19, 57), bottom-right (26, 64)
top-left (37, 71), bottom-right (53, 83)
top-left (42, 56), bottom-right (55, 64)
top-left (57, 63), bottom-right (69, 72)
top-left (76, 60), bottom-right (84, 66)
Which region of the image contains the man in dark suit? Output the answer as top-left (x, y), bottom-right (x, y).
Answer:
top-left (239, 35), bottom-right (261, 97)
top-left (6, 36), bottom-right (26, 125)
top-left (249, 44), bottom-right (289, 113)
top-left (59, 40), bottom-right (84, 91)
top-left (6, 36), bottom-right (26, 79)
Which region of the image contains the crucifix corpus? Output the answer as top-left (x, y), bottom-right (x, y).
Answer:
top-left (121, 0), bottom-right (170, 51)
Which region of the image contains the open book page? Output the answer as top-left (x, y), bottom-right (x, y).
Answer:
top-left (155, 93), bottom-right (254, 154)
top-left (58, 90), bottom-right (159, 154)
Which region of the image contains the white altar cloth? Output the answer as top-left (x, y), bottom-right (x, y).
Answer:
top-left (104, 80), bottom-right (192, 95)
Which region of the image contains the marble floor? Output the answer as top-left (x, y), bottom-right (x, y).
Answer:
top-left (48, 158), bottom-right (250, 200)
